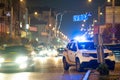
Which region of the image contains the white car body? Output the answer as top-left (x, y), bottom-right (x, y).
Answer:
top-left (62, 40), bottom-right (115, 72)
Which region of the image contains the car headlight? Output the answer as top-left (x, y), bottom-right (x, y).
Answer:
top-left (15, 56), bottom-right (28, 63)
top-left (0, 57), bottom-right (4, 63)
top-left (82, 53), bottom-right (90, 57)
top-left (31, 51), bottom-right (36, 55)
top-left (109, 52), bottom-right (114, 56)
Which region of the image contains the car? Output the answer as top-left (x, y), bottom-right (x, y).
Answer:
top-left (105, 44), bottom-right (120, 55)
top-left (57, 48), bottom-right (65, 56)
top-left (38, 48), bottom-right (58, 57)
top-left (0, 45), bottom-right (36, 72)
top-left (62, 40), bottom-right (115, 72)
top-left (47, 49), bottom-right (59, 57)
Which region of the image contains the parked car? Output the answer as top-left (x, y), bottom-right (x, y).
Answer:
top-left (0, 45), bottom-right (36, 72)
top-left (62, 40), bottom-right (115, 72)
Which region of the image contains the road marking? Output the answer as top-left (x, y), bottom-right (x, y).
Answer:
top-left (83, 70), bottom-right (91, 80)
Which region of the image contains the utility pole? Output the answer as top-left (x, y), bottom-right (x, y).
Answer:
top-left (10, 6), bottom-right (13, 38)
top-left (97, 6), bottom-right (104, 63)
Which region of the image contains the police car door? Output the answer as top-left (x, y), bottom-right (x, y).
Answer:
top-left (68, 42), bottom-right (77, 62)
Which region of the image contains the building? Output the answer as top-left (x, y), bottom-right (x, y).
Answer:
top-left (28, 8), bottom-right (69, 48)
top-left (0, 0), bottom-right (27, 45)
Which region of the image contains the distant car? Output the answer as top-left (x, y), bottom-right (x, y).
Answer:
top-left (47, 49), bottom-right (59, 57)
top-left (62, 40), bottom-right (115, 72)
top-left (105, 44), bottom-right (120, 55)
top-left (38, 48), bottom-right (58, 57)
top-left (57, 48), bottom-right (65, 56)
top-left (0, 45), bottom-right (36, 72)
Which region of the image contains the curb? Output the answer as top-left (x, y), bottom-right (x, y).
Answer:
top-left (82, 70), bottom-right (91, 80)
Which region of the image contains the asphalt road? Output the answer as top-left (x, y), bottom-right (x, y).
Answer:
top-left (0, 56), bottom-right (85, 80)
top-left (0, 54), bottom-right (120, 80)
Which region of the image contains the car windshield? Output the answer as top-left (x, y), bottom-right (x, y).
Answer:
top-left (4, 45), bottom-right (29, 55)
top-left (78, 42), bottom-right (96, 50)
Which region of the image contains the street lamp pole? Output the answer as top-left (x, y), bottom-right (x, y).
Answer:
top-left (58, 14), bottom-right (64, 31)
top-left (112, 0), bottom-right (115, 44)
top-left (55, 13), bottom-right (61, 37)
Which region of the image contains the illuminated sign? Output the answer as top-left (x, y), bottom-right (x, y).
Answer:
top-left (29, 26), bottom-right (37, 31)
top-left (73, 13), bottom-right (91, 21)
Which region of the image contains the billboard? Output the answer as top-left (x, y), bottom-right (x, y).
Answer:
top-left (106, 6), bottom-right (120, 24)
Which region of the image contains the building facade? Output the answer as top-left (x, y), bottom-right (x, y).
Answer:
top-left (0, 0), bottom-right (27, 45)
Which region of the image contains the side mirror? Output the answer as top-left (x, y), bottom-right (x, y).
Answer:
top-left (64, 48), bottom-right (67, 51)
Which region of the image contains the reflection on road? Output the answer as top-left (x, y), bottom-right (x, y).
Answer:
top-left (0, 54), bottom-right (120, 80)
top-left (0, 72), bottom-right (83, 80)
top-left (115, 55), bottom-right (120, 62)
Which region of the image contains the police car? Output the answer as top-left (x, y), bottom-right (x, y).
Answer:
top-left (62, 40), bottom-right (115, 72)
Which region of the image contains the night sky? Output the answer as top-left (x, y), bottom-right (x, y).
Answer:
top-left (27, 0), bottom-right (110, 39)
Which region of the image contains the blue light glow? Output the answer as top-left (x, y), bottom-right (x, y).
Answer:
top-left (74, 36), bottom-right (86, 42)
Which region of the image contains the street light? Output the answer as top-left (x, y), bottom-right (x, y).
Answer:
top-left (88, 0), bottom-right (92, 2)
top-left (34, 11), bottom-right (38, 15)
top-left (20, 0), bottom-right (23, 2)
top-left (107, 0), bottom-right (111, 2)
top-left (28, 11), bottom-right (39, 27)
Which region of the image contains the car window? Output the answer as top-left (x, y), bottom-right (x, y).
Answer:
top-left (66, 43), bottom-right (72, 50)
top-left (78, 42), bottom-right (96, 50)
top-left (68, 43), bottom-right (77, 52)
top-left (66, 43), bottom-right (70, 49)
top-left (71, 43), bottom-right (77, 51)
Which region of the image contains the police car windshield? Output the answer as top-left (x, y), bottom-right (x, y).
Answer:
top-left (78, 42), bottom-right (96, 50)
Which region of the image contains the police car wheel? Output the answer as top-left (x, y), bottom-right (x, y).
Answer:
top-left (76, 59), bottom-right (84, 72)
top-left (63, 57), bottom-right (69, 70)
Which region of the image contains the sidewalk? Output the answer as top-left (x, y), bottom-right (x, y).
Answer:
top-left (88, 70), bottom-right (120, 80)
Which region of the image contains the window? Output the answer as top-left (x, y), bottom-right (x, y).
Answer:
top-left (72, 43), bottom-right (77, 51)
top-left (66, 43), bottom-right (72, 50)
top-left (68, 43), bottom-right (77, 52)
top-left (78, 42), bottom-right (96, 50)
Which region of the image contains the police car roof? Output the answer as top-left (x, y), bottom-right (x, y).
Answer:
top-left (70, 39), bottom-right (93, 43)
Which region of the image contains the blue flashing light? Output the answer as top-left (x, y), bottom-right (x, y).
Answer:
top-left (73, 35), bottom-right (93, 42)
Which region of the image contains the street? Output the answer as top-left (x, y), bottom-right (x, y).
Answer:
top-left (0, 56), bottom-right (85, 80)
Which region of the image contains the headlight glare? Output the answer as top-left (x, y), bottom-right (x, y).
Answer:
top-left (15, 56), bottom-right (28, 63)
top-left (20, 63), bottom-right (27, 69)
top-left (0, 57), bottom-right (4, 63)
